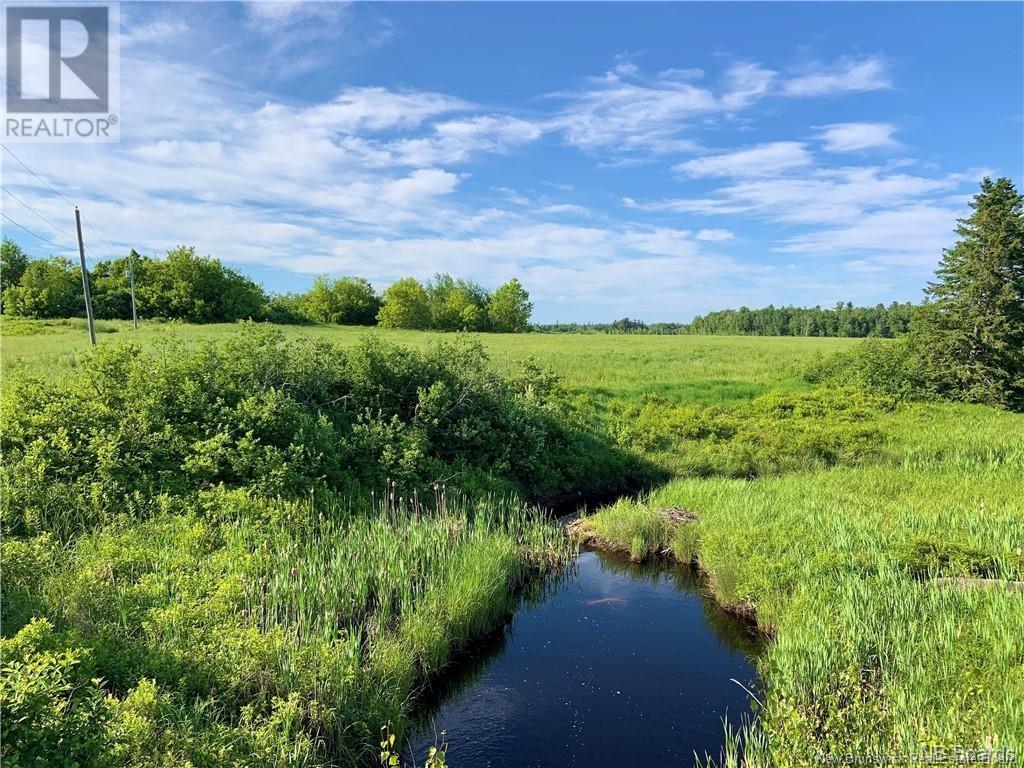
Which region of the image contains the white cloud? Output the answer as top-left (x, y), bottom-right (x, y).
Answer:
top-left (639, 167), bottom-right (969, 224)
top-left (549, 72), bottom-right (714, 154)
top-left (674, 142), bottom-right (812, 178)
top-left (782, 56), bottom-right (891, 97)
top-left (719, 62), bottom-right (777, 110)
top-left (245, 0), bottom-right (348, 28)
top-left (386, 115), bottom-right (543, 165)
top-left (696, 229), bottom-right (734, 242)
top-left (630, 163), bottom-right (982, 277)
top-left (121, 19), bottom-right (190, 46)
top-left (818, 122), bottom-right (898, 152)
top-left (548, 56), bottom-right (893, 160)
top-left (776, 204), bottom-right (958, 268)
top-left (300, 87), bottom-right (469, 133)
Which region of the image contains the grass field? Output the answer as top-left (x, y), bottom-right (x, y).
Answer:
top-left (0, 317), bottom-right (858, 404)
top-left (2, 318), bottom-right (1021, 766)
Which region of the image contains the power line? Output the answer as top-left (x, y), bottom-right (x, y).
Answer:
top-left (0, 144), bottom-right (77, 207)
top-left (1, 184), bottom-right (77, 242)
top-left (0, 146), bottom-right (121, 266)
top-left (0, 211), bottom-right (74, 251)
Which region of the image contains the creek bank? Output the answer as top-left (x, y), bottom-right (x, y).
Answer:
top-left (569, 506), bottom-right (771, 635)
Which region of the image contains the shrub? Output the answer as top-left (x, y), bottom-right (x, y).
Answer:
top-left (300, 275), bottom-right (380, 326)
top-left (0, 239), bottom-right (30, 313)
top-left (1, 257), bottom-right (82, 319)
top-left (803, 338), bottom-right (944, 400)
top-left (135, 246), bottom-right (267, 323)
top-left (426, 274), bottom-right (489, 332)
top-left (610, 388), bottom-right (891, 478)
top-left (377, 278), bottom-right (431, 329)
top-left (0, 619), bottom-right (110, 768)
top-left (0, 326), bottom-right (648, 535)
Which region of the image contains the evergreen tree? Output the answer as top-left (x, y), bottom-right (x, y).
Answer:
top-left (915, 177), bottom-right (1024, 408)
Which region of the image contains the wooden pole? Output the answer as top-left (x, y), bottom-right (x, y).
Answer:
top-left (128, 248), bottom-right (139, 330)
top-left (74, 206), bottom-right (96, 346)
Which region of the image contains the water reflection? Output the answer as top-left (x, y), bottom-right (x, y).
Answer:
top-left (409, 548), bottom-right (764, 768)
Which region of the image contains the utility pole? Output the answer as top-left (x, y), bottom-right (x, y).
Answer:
top-left (74, 206), bottom-right (96, 346)
top-left (128, 248), bottom-right (139, 330)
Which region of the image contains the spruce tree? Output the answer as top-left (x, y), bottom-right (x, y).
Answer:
top-left (916, 177), bottom-right (1024, 409)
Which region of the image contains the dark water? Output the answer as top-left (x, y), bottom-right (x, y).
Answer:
top-left (409, 549), bottom-right (764, 767)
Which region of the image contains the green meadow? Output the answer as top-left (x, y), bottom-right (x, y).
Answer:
top-left (2, 318), bottom-right (1022, 766)
top-left (0, 317), bottom-right (857, 404)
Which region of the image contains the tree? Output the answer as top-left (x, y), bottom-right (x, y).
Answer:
top-left (487, 278), bottom-right (532, 333)
top-left (1, 257), bottom-right (82, 318)
top-left (138, 246), bottom-right (267, 322)
top-left (1, 239), bottom-right (30, 312)
top-left (610, 317), bottom-right (647, 333)
top-left (377, 278), bottom-right (432, 330)
top-left (90, 253), bottom-right (154, 320)
top-left (427, 273), bottom-right (489, 331)
top-left (914, 177), bottom-right (1024, 408)
top-left (301, 275), bottom-right (380, 325)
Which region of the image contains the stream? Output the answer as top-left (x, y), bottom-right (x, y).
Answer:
top-left (409, 548), bottom-right (764, 767)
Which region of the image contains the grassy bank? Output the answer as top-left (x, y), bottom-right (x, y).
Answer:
top-left (577, 401), bottom-right (1024, 761)
top-left (3, 493), bottom-right (570, 767)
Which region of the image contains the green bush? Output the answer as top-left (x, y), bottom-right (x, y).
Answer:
top-left (299, 275), bottom-right (380, 326)
top-left (1, 257), bottom-right (83, 319)
top-left (895, 537), bottom-right (998, 579)
top-left (0, 619), bottom-right (110, 768)
top-left (1, 325), bottom-right (648, 536)
top-left (803, 338), bottom-right (944, 400)
top-left (610, 388), bottom-right (891, 478)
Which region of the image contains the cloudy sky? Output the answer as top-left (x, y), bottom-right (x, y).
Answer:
top-left (2, 1), bottom-right (1022, 322)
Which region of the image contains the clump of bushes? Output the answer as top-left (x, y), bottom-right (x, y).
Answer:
top-left (803, 338), bottom-right (941, 400)
top-left (2, 245), bottom-right (269, 323)
top-left (610, 388), bottom-right (893, 478)
top-left (0, 619), bottom-right (110, 768)
top-left (376, 274), bottom-right (532, 332)
top-left (895, 537), bottom-right (999, 580)
top-left (0, 325), bottom-right (647, 536)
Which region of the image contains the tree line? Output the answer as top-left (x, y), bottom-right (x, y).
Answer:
top-left (534, 302), bottom-right (918, 337)
top-left (681, 302), bottom-right (918, 337)
top-left (0, 244), bottom-right (533, 332)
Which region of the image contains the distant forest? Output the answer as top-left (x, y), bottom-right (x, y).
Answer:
top-left (3, 238), bottom-right (918, 339)
top-left (536, 302), bottom-right (919, 338)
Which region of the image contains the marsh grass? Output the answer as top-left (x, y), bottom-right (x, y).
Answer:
top-left (579, 401), bottom-right (1024, 759)
top-left (2, 489), bottom-right (572, 766)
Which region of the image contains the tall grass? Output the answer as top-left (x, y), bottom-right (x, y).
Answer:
top-left (3, 488), bottom-right (572, 766)
top-left (579, 401), bottom-right (1024, 759)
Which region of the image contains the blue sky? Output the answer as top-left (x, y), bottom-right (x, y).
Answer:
top-left (3, 1), bottom-right (1022, 322)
